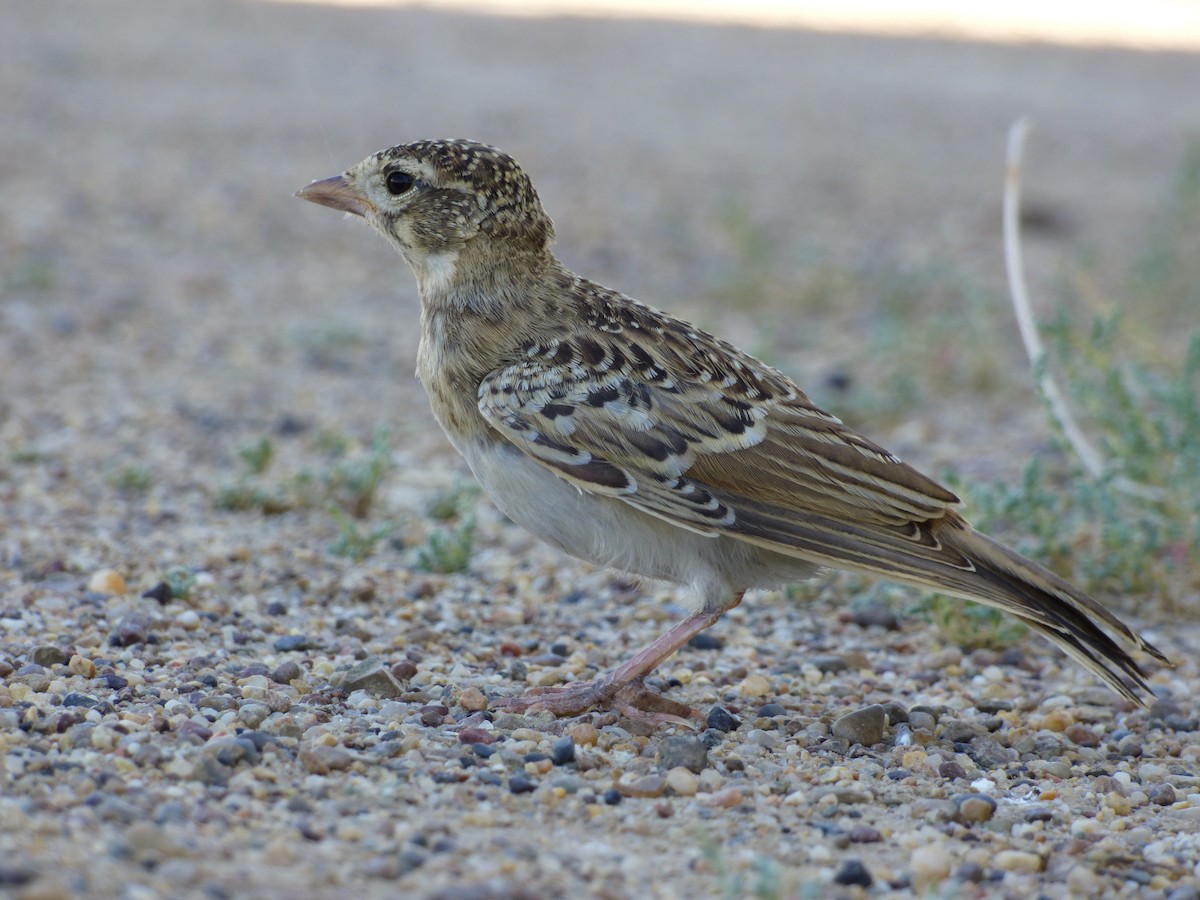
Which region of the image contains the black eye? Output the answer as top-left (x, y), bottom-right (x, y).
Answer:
top-left (385, 170), bottom-right (415, 195)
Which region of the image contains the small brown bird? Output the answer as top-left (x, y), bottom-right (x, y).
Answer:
top-left (297, 139), bottom-right (1166, 725)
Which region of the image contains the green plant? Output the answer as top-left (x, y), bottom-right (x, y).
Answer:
top-left (238, 436), bottom-right (275, 476)
top-left (109, 465), bottom-right (154, 493)
top-left (328, 506), bottom-right (392, 561)
top-left (164, 568), bottom-right (198, 601)
top-left (415, 516), bottom-right (477, 574)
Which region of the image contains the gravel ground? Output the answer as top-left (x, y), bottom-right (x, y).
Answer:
top-left (3, 2), bottom-right (1200, 897)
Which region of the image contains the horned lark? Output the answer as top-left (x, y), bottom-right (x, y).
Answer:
top-left (297, 139), bottom-right (1166, 725)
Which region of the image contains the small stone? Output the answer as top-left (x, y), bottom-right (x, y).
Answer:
top-left (174, 609), bottom-right (200, 630)
top-left (954, 862), bottom-right (985, 883)
top-left (616, 775), bottom-right (665, 798)
top-left (271, 660), bottom-right (302, 684)
top-left (569, 722), bottom-right (599, 746)
top-left (705, 706), bottom-right (740, 733)
top-left (457, 728), bottom-right (496, 745)
top-left (141, 581), bottom-right (173, 603)
top-left (1065, 724), bottom-right (1101, 747)
top-left (993, 850), bottom-right (1043, 874)
top-left (508, 774), bottom-right (537, 794)
top-left (831, 704), bottom-right (885, 746)
top-left (340, 658), bottom-right (404, 698)
top-left (458, 686), bottom-right (488, 711)
top-left (62, 692), bottom-right (98, 708)
top-left (31, 645), bottom-right (69, 667)
top-left (238, 703), bottom-right (271, 729)
top-left (938, 718), bottom-right (987, 743)
top-left (602, 788), bottom-right (622, 805)
top-left (687, 633), bottom-right (724, 650)
top-left (550, 736), bottom-right (575, 765)
top-left (910, 844), bottom-right (953, 887)
top-left (746, 728), bottom-right (779, 749)
top-left (833, 859), bottom-right (872, 887)
top-left (1148, 783), bottom-right (1177, 806)
top-left (88, 569), bottom-right (126, 596)
top-left (658, 735), bottom-right (708, 773)
top-left (848, 825), bottom-right (882, 843)
top-left (757, 702), bottom-right (787, 717)
top-left (67, 655), bottom-right (96, 678)
top-left (908, 711), bottom-right (937, 733)
top-left (1040, 710), bottom-right (1074, 732)
top-left (811, 655), bottom-right (848, 674)
top-left (273, 635), bottom-right (311, 652)
top-left (880, 700), bottom-right (908, 724)
top-left (954, 793), bottom-right (997, 824)
top-left (665, 766), bottom-right (699, 796)
top-left (391, 660), bottom-right (419, 680)
top-left (737, 674), bottom-right (771, 697)
top-left (938, 761), bottom-right (967, 780)
top-left (709, 787), bottom-right (744, 808)
top-left (850, 604), bottom-right (899, 629)
top-left (299, 745), bottom-right (355, 774)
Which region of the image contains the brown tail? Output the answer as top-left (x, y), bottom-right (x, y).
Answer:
top-left (928, 519), bottom-right (1169, 705)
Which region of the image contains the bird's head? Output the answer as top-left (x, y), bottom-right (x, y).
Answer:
top-left (296, 139), bottom-right (554, 295)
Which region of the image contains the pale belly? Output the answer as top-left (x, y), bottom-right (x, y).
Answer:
top-left (455, 437), bottom-right (819, 605)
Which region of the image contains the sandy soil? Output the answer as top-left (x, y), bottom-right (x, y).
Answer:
top-left (2, 2), bottom-right (1199, 897)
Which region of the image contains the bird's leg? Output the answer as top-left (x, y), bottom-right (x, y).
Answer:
top-left (499, 593), bottom-right (744, 727)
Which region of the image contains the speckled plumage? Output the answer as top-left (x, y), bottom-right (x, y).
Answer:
top-left (298, 139), bottom-right (1166, 724)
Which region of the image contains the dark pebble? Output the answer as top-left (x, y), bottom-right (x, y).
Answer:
top-left (342, 659), bottom-right (405, 698)
top-left (458, 727), bottom-right (497, 745)
top-left (1149, 783), bottom-right (1177, 805)
top-left (706, 706), bottom-right (740, 733)
top-left (551, 736), bottom-right (575, 765)
top-left (1024, 806), bottom-right (1053, 822)
top-left (271, 660), bottom-right (302, 684)
top-left (61, 692), bottom-right (98, 708)
top-left (687, 633), bottom-right (724, 650)
top-left (509, 775), bottom-right (537, 794)
top-left (848, 825), bottom-right (882, 843)
top-left (886, 769), bottom-right (912, 781)
top-left (472, 744), bottom-right (496, 759)
top-left (0, 868), bottom-right (37, 888)
top-left (997, 647), bottom-right (1025, 667)
top-left (141, 582), bottom-right (173, 604)
top-left (523, 752), bottom-right (551, 764)
top-left (266, 600), bottom-right (288, 616)
top-left (811, 655), bottom-right (849, 674)
top-left (431, 769), bottom-right (467, 784)
top-left (954, 862), bottom-right (985, 883)
top-left (850, 604), bottom-right (899, 630)
top-left (392, 661), bottom-right (419, 680)
top-left (476, 770), bottom-right (502, 786)
top-left (758, 703), bottom-right (787, 718)
top-left (30, 645), bottom-right (69, 667)
top-left (833, 859), bottom-right (873, 887)
top-left (938, 761), bottom-right (967, 780)
top-left (102, 673), bottom-right (129, 690)
top-left (658, 735), bottom-right (708, 773)
top-left (602, 788), bottom-right (622, 805)
top-left (699, 729), bottom-right (725, 750)
top-left (273, 635), bottom-right (310, 652)
top-left (880, 700), bottom-right (907, 724)
top-left (109, 621), bottom-right (148, 647)
top-left (549, 642), bottom-right (570, 657)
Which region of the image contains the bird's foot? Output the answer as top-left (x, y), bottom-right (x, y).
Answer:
top-left (498, 676), bottom-right (701, 728)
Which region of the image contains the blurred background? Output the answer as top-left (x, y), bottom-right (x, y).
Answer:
top-left (2, 0), bottom-right (1198, 607)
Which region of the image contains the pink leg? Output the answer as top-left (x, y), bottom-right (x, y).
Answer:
top-left (498, 594), bottom-right (743, 727)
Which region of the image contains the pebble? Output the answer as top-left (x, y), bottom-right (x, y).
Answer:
top-left (938, 718), bottom-right (987, 743)
top-left (910, 844), bottom-right (953, 887)
top-left (1065, 723), bottom-right (1101, 747)
top-left (880, 700), bottom-right (908, 724)
top-left (67, 655), bottom-right (96, 678)
top-left (31, 645), bottom-right (68, 667)
top-left (550, 737), bottom-right (575, 765)
top-left (848, 825), bottom-right (882, 843)
top-left (954, 793), bottom-right (997, 824)
top-left (757, 702), bottom-right (787, 717)
top-left (509, 774), bottom-right (537, 794)
top-left (616, 775), bottom-right (665, 798)
top-left (908, 710), bottom-right (937, 733)
top-left (831, 704), bottom-right (885, 746)
top-left (658, 735), bottom-right (708, 773)
top-left (339, 658), bottom-right (404, 698)
top-left (993, 850), bottom-right (1043, 873)
top-left (273, 635), bottom-right (311, 652)
top-left (87, 569), bottom-right (126, 595)
top-left (569, 722), bottom-right (598, 746)
top-left (938, 761), bottom-right (967, 780)
top-left (849, 604), bottom-right (899, 629)
top-left (271, 660), bottom-right (301, 684)
top-left (745, 729), bottom-right (779, 749)
top-left (1040, 709), bottom-right (1075, 732)
top-left (665, 766), bottom-right (699, 796)
top-left (833, 859), bottom-right (872, 887)
top-left (705, 706), bottom-right (740, 733)
top-left (737, 674), bottom-right (771, 697)
top-left (811, 655), bottom-right (849, 674)
top-left (457, 686), bottom-right (488, 711)
top-left (1148, 783), bottom-right (1177, 805)
top-left (298, 745), bottom-right (355, 774)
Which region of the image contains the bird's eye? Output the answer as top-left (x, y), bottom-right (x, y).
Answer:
top-left (385, 170), bottom-right (415, 195)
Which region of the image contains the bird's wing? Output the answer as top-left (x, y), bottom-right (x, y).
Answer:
top-left (477, 306), bottom-right (960, 551)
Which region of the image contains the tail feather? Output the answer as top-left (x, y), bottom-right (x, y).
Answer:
top-left (724, 500), bottom-right (1167, 704)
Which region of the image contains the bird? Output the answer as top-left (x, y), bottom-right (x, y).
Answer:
top-left (296, 138), bottom-right (1167, 726)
